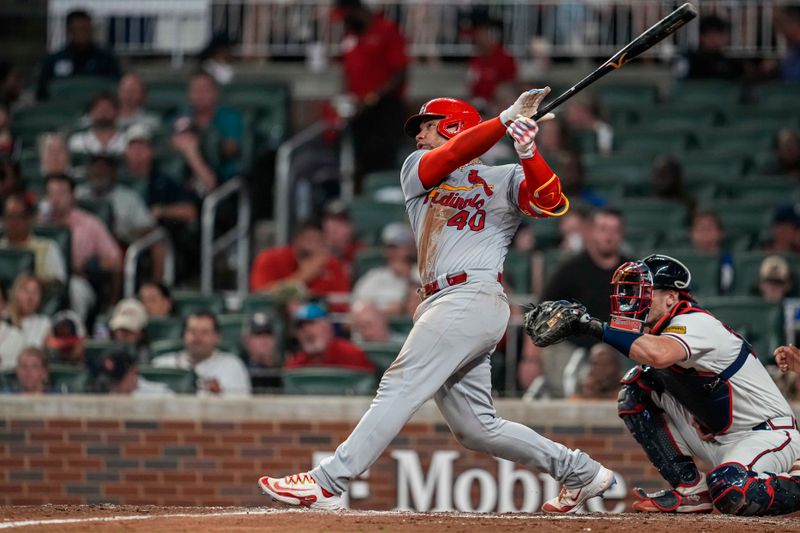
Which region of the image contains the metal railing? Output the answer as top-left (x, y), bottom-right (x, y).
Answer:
top-left (200, 176), bottom-right (251, 295)
top-left (47, 1), bottom-right (795, 62)
top-left (123, 227), bottom-right (175, 298)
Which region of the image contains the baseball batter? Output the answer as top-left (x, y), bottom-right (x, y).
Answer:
top-left (525, 254), bottom-right (800, 515)
top-left (259, 89), bottom-right (615, 512)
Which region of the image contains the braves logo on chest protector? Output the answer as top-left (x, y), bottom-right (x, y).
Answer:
top-left (648, 301), bottom-right (753, 435)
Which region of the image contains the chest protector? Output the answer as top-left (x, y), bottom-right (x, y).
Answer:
top-left (648, 301), bottom-right (753, 435)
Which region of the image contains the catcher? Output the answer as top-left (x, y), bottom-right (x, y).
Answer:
top-left (525, 254), bottom-right (800, 515)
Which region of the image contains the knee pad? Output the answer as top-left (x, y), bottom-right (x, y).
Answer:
top-left (617, 367), bottom-right (700, 488)
top-left (709, 463), bottom-right (800, 516)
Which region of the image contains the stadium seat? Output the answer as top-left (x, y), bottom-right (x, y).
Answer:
top-left (668, 80), bottom-right (743, 108)
top-left (138, 366), bottom-right (197, 393)
top-left (701, 296), bottom-right (783, 363)
top-left (359, 342), bottom-right (402, 374)
top-left (388, 315), bottom-right (413, 336)
top-left (83, 340), bottom-right (136, 368)
top-left (217, 313), bottom-right (246, 350)
top-left (48, 76), bottom-right (117, 106)
top-left (353, 247), bottom-right (386, 282)
top-left (753, 82), bottom-right (800, 113)
top-left (596, 84), bottom-right (658, 117)
top-left (584, 156), bottom-right (648, 183)
top-left (281, 366), bottom-right (377, 395)
top-left (146, 80), bottom-right (187, 117)
top-left (732, 251), bottom-right (800, 296)
top-left (150, 339), bottom-right (184, 357)
top-left (76, 198), bottom-right (114, 232)
top-left (146, 316), bottom-right (184, 343)
top-left (0, 249), bottom-right (35, 289)
top-left (11, 105), bottom-right (80, 146)
top-left (172, 291), bottom-right (226, 317)
top-left (651, 248), bottom-right (720, 296)
top-left (696, 128), bottom-right (776, 154)
top-left (241, 294), bottom-right (275, 315)
top-left (708, 200), bottom-right (776, 242)
top-left (348, 199), bottom-right (408, 244)
top-left (681, 154), bottom-right (746, 178)
top-left (528, 217), bottom-right (561, 250)
top-left (504, 249), bottom-right (532, 294)
top-left (618, 199), bottom-right (688, 232)
top-left (0, 369), bottom-right (17, 391)
top-left (723, 179), bottom-right (800, 203)
top-left (225, 82), bottom-right (290, 151)
top-left (613, 132), bottom-right (688, 157)
top-left (363, 170), bottom-right (401, 196)
top-left (49, 364), bottom-right (89, 393)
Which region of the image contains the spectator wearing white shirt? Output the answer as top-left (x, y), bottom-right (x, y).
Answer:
top-left (7, 274), bottom-right (51, 349)
top-left (352, 222), bottom-right (419, 316)
top-left (68, 92), bottom-right (127, 156)
top-left (152, 311), bottom-right (251, 396)
top-left (0, 319), bottom-right (25, 371)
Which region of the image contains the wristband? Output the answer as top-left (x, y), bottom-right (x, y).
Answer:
top-left (601, 323), bottom-right (643, 357)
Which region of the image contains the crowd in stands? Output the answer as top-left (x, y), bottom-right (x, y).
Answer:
top-left (0, 3), bottom-right (799, 400)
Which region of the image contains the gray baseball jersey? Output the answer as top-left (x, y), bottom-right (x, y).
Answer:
top-left (400, 150), bottom-right (530, 283)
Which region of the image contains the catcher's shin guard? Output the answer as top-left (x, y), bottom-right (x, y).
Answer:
top-left (708, 462), bottom-right (800, 516)
top-left (617, 366), bottom-right (702, 488)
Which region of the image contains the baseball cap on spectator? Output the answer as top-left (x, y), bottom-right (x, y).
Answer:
top-left (381, 222), bottom-right (414, 247)
top-left (759, 255), bottom-right (791, 284)
top-left (773, 204), bottom-right (800, 228)
top-left (46, 310), bottom-right (86, 350)
top-left (126, 124), bottom-right (152, 145)
top-left (109, 298), bottom-right (148, 333)
top-left (323, 199), bottom-right (350, 220)
top-left (246, 312), bottom-right (273, 336)
top-left (293, 302), bottom-right (327, 323)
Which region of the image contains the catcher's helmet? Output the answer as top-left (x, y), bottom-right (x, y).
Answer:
top-left (403, 98), bottom-right (481, 140)
top-left (642, 254), bottom-right (692, 291)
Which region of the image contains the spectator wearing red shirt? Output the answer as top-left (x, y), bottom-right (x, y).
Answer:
top-left (467, 18), bottom-right (517, 104)
top-left (250, 222), bottom-right (350, 301)
top-left (334, 0), bottom-right (409, 191)
top-left (284, 303), bottom-right (374, 371)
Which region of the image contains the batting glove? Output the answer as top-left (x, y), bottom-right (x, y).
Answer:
top-left (499, 87), bottom-right (556, 126)
top-left (507, 115), bottom-right (543, 159)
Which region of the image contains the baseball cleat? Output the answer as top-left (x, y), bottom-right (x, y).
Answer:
top-left (631, 487), bottom-right (713, 513)
top-left (258, 472), bottom-right (343, 511)
top-left (541, 466), bottom-right (616, 513)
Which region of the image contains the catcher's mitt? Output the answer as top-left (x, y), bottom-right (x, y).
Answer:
top-left (523, 300), bottom-right (588, 347)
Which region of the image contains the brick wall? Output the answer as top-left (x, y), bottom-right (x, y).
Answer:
top-left (0, 412), bottom-right (664, 509)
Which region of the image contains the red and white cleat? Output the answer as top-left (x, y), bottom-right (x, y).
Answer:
top-left (542, 466), bottom-right (616, 513)
top-left (258, 472), bottom-right (343, 511)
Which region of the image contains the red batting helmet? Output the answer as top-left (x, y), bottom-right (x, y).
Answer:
top-left (403, 98), bottom-right (481, 140)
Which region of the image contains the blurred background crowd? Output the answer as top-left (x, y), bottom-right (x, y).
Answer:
top-left (0, 0), bottom-right (798, 401)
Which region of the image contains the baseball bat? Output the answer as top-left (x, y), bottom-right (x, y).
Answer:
top-left (533, 2), bottom-right (698, 120)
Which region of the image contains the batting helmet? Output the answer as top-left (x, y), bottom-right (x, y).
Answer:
top-left (403, 98), bottom-right (481, 140)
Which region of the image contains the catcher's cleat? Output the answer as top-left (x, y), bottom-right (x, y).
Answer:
top-left (631, 487), bottom-right (713, 513)
top-left (542, 466), bottom-right (616, 513)
top-left (258, 472), bottom-right (343, 511)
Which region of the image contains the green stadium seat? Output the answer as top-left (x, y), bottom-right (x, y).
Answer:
top-left (388, 315), bottom-right (413, 336)
top-left (528, 217), bottom-right (562, 250)
top-left (504, 249), bottom-right (532, 294)
top-left (617, 199), bottom-right (688, 232)
top-left (649, 248), bottom-right (720, 296)
top-left (614, 131), bottom-right (688, 157)
top-left (353, 246), bottom-right (386, 282)
top-left (732, 251), bottom-right (800, 296)
top-left (218, 313), bottom-right (246, 349)
top-left (49, 364), bottom-right (89, 393)
top-left (241, 294), bottom-right (275, 315)
top-left (83, 340), bottom-right (136, 367)
top-left (138, 366), bottom-right (197, 393)
top-left (625, 227), bottom-right (661, 256)
top-left (0, 369), bottom-right (17, 391)
top-left (753, 83), bottom-right (800, 113)
top-left (701, 296), bottom-right (783, 363)
top-left (0, 249), bottom-right (35, 289)
top-left (12, 105), bottom-right (80, 146)
top-left (146, 80), bottom-right (187, 117)
top-left (226, 82), bottom-right (290, 151)
top-left (146, 316), bottom-right (184, 343)
top-left (282, 366), bottom-right (377, 395)
top-left (669, 81), bottom-right (743, 108)
top-left (76, 198), bottom-right (114, 232)
top-left (534, 248), bottom-right (571, 296)
top-left (359, 342), bottom-right (402, 374)
top-left (697, 128), bottom-right (775, 154)
top-left (49, 76), bottom-right (117, 106)
top-left (643, 105), bottom-right (721, 128)
top-left (681, 154), bottom-right (746, 179)
top-left (150, 339), bottom-right (184, 357)
top-left (596, 84), bottom-right (658, 116)
top-left (707, 201), bottom-right (775, 242)
top-left (172, 291), bottom-right (226, 317)
top-left (349, 199), bottom-right (409, 244)
top-left (363, 170), bottom-right (401, 195)
top-left (723, 179), bottom-right (800, 203)
top-left (584, 154), bottom-right (649, 183)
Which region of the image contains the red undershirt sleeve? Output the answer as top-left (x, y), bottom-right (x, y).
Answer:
top-left (417, 118), bottom-right (506, 189)
top-left (517, 153), bottom-right (569, 218)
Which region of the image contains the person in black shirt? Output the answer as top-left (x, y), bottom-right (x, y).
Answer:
top-left (36, 10), bottom-right (121, 101)
top-left (673, 15), bottom-right (743, 80)
top-left (539, 207), bottom-right (628, 397)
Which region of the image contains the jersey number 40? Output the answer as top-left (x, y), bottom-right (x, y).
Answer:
top-left (447, 209), bottom-right (486, 232)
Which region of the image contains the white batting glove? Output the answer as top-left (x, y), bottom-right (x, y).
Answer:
top-left (507, 115), bottom-right (542, 159)
top-left (499, 87), bottom-right (556, 126)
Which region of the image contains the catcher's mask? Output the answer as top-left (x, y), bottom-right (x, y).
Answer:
top-left (609, 260), bottom-right (653, 331)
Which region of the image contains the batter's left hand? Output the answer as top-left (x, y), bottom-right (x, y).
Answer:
top-left (507, 116), bottom-right (541, 159)
top-left (775, 344), bottom-right (800, 372)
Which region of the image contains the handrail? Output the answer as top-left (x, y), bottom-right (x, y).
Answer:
top-left (274, 121), bottom-right (329, 246)
top-left (200, 177), bottom-right (251, 295)
top-left (123, 227), bottom-right (175, 298)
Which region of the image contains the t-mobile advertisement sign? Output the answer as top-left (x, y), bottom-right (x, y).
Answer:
top-left (313, 450), bottom-right (627, 513)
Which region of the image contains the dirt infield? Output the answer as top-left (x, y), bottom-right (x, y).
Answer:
top-left (1, 505), bottom-right (800, 533)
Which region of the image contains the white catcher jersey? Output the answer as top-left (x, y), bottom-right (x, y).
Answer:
top-left (400, 150), bottom-right (531, 284)
top-left (661, 311), bottom-right (794, 433)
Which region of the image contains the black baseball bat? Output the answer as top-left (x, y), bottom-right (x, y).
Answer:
top-left (533, 2), bottom-right (698, 120)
